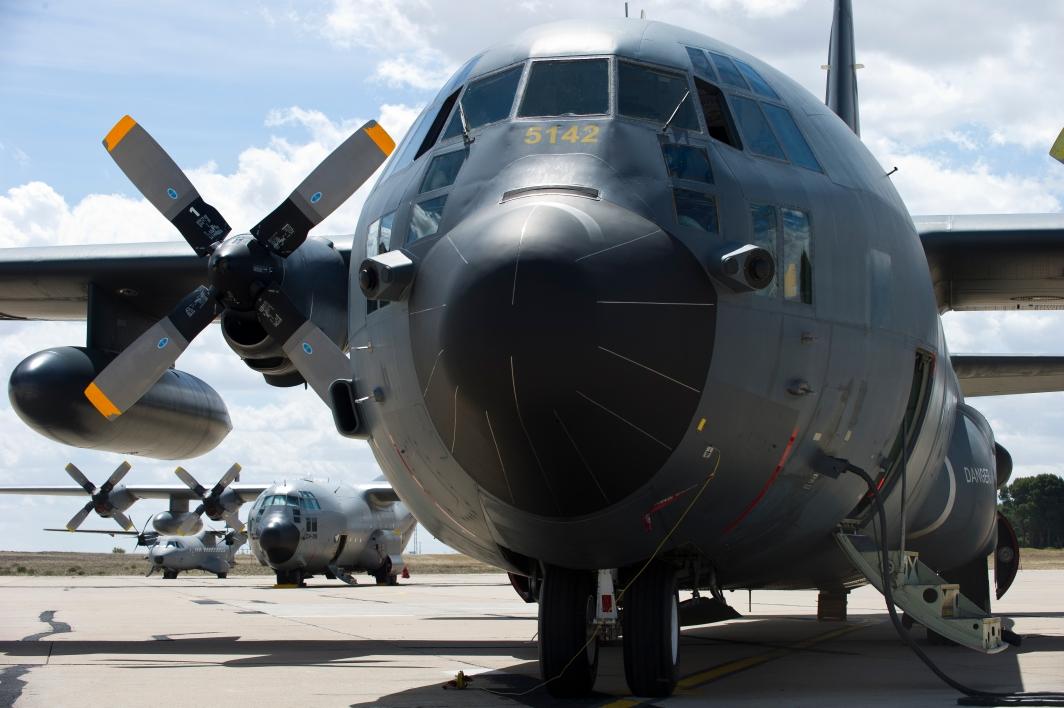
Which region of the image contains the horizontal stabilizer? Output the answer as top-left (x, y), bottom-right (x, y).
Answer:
top-left (952, 355), bottom-right (1064, 397)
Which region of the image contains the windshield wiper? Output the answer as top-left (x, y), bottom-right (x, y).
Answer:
top-left (661, 89), bottom-right (692, 133)
top-left (458, 100), bottom-right (475, 145)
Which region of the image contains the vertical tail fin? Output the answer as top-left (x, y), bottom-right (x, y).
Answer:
top-left (825, 0), bottom-right (860, 136)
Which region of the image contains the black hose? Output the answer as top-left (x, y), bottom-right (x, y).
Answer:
top-left (844, 464), bottom-right (1064, 707)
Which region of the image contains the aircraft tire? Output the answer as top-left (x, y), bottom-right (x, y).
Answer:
top-left (162, 570), bottom-right (178, 580)
top-left (217, 573), bottom-right (227, 579)
top-left (539, 565), bottom-right (598, 697)
top-left (622, 560), bottom-right (679, 697)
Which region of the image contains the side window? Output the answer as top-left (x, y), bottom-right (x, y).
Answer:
top-left (781, 207), bottom-right (813, 304)
top-left (694, 78), bottom-right (741, 148)
top-left (441, 65), bottom-right (523, 141)
top-left (415, 89), bottom-right (461, 161)
top-left (518, 59), bottom-right (609, 117)
top-left (617, 61), bottom-right (699, 131)
top-left (366, 211), bottom-right (396, 258)
top-left (731, 96), bottom-right (786, 160)
top-left (707, 52), bottom-right (749, 90)
top-left (760, 104), bottom-right (822, 172)
top-left (685, 47), bottom-right (714, 78)
top-left (662, 144), bottom-right (713, 183)
top-left (673, 189), bottom-right (718, 234)
top-left (419, 150), bottom-right (467, 193)
top-left (749, 204), bottom-right (779, 298)
top-left (409, 195), bottom-right (448, 243)
top-left (733, 59), bottom-right (779, 99)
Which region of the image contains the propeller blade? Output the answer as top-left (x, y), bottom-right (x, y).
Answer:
top-left (255, 288), bottom-right (351, 403)
top-left (175, 467), bottom-right (208, 498)
top-left (111, 510), bottom-right (134, 531)
top-left (64, 463), bottom-right (96, 494)
top-left (103, 115), bottom-right (231, 256)
top-left (84, 286), bottom-right (217, 420)
top-left (145, 562), bottom-right (156, 577)
top-left (222, 510), bottom-right (245, 534)
top-left (1052, 126), bottom-right (1064, 165)
top-left (251, 120), bottom-right (394, 256)
top-left (192, 502), bottom-right (206, 517)
top-left (209, 463), bottom-right (242, 497)
top-left (99, 461), bottom-right (132, 495)
top-left (66, 502), bottom-right (94, 531)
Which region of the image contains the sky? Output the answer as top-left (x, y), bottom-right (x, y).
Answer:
top-left (0, 0), bottom-right (1062, 553)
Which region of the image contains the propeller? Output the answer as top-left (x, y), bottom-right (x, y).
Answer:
top-left (63, 462), bottom-right (135, 531)
top-left (1052, 126), bottom-right (1064, 165)
top-left (84, 115), bottom-right (395, 420)
top-left (175, 464), bottom-right (245, 532)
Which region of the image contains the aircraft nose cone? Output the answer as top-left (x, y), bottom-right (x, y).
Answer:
top-left (258, 519), bottom-right (300, 564)
top-left (408, 196), bottom-right (717, 518)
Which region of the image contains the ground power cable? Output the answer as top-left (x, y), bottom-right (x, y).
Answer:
top-left (477, 448), bottom-right (723, 698)
top-left (845, 464), bottom-right (1064, 707)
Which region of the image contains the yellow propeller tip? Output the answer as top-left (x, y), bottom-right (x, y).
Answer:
top-left (365, 122), bottom-right (395, 156)
top-left (103, 115), bottom-right (137, 152)
top-left (84, 382), bottom-right (122, 420)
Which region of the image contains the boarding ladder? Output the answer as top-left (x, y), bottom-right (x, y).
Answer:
top-left (834, 530), bottom-right (1007, 654)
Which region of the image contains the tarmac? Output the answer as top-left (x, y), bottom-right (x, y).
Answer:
top-left (0, 569), bottom-right (1061, 707)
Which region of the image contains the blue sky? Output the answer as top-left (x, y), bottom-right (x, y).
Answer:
top-left (1, 0), bottom-right (1063, 553)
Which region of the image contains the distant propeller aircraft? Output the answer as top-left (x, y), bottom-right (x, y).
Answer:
top-left (48, 524), bottom-right (248, 579)
top-left (1, 465), bottom-right (414, 587)
top-left (2, 0), bottom-right (1063, 699)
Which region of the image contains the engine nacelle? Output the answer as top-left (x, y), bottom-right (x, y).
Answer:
top-left (151, 511), bottom-right (203, 535)
top-left (907, 403), bottom-right (998, 572)
top-left (221, 236), bottom-right (348, 387)
top-left (9, 347), bottom-right (231, 459)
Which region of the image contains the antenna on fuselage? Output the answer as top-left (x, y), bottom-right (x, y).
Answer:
top-left (824, 0), bottom-right (861, 136)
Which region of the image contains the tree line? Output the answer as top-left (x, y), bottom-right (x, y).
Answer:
top-left (999, 473), bottom-right (1064, 548)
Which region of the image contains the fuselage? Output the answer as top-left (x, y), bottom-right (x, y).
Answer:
top-left (347, 19), bottom-right (990, 589)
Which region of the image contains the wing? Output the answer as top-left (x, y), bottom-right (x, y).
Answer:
top-left (916, 213), bottom-right (1064, 312)
top-left (951, 355), bottom-right (1064, 397)
top-left (44, 528), bottom-right (138, 536)
top-left (0, 483), bottom-right (269, 503)
top-left (0, 239), bottom-right (353, 349)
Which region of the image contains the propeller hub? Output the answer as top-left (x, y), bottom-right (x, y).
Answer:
top-left (208, 234), bottom-right (278, 310)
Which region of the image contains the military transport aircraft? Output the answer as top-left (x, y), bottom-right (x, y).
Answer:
top-left (0, 463), bottom-right (414, 586)
top-left (2, 0), bottom-right (1063, 700)
top-left (47, 524), bottom-right (248, 579)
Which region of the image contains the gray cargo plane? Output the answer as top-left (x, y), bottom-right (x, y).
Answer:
top-left (1, 464), bottom-right (414, 587)
top-left (1, 0), bottom-right (1062, 699)
top-left (47, 525), bottom-right (248, 579)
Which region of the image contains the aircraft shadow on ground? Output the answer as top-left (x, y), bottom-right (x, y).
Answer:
top-left (348, 615), bottom-right (1064, 707)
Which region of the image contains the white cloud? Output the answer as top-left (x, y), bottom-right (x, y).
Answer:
top-left (320, 0), bottom-right (431, 50)
top-left (374, 53), bottom-right (457, 90)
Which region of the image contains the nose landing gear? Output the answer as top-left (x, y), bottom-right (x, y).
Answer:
top-left (539, 565), bottom-right (599, 697)
top-left (622, 560), bottom-right (680, 697)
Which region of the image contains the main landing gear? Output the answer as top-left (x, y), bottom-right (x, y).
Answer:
top-left (538, 560), bottom-right (681, 699)
top-left (275, 569), bottom-right (305, 587)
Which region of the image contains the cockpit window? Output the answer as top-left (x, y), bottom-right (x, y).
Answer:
top-left (707, 51), bottom-right (749, 90)
top-left (662, 144), bottom-right (713, 183)
top-left (760, 104), bottom-right (822, 172)
top-left (415, 89), bottom-right (461, 161)
top-left (166, 540), bottom-right (180, 548)
top-left (419, 149), bottom-right (467, 193)
top-left (300, 491), bottom-right (321, 511)
top-left (518, 59), bottom-right (609, 117)
top-left (408, 194), bottom-right (448, 243)
top-left (731, 96), bottom-right (786, 160)
top-left (694, 78), bottom-right (741, 149)
top-left (673, 189), bottom-right (719, 235)
top-left (366, 211), bottom-right (396, 258)
top-left (685, 47), bottom-right (714, 78)
top-left (733, 59), bottom-right (779, 100)
top-left (441, 65), bottom-right (523, 141)
top-left (618, 61), bottom-right (699, 131)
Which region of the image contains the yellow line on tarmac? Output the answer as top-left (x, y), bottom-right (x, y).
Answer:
top-left (676, 621), bottom-right (873, 691)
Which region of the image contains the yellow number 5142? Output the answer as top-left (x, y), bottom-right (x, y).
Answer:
top-left (524, 125), bottom-right (600, 145)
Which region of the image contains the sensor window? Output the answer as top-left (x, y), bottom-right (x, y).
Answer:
top-left (409, 195), bottom-right (448, 243)
top-left (662, 144), bottom-right (714, 184)
top-left (673, 189), bottom-right (719, 235)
